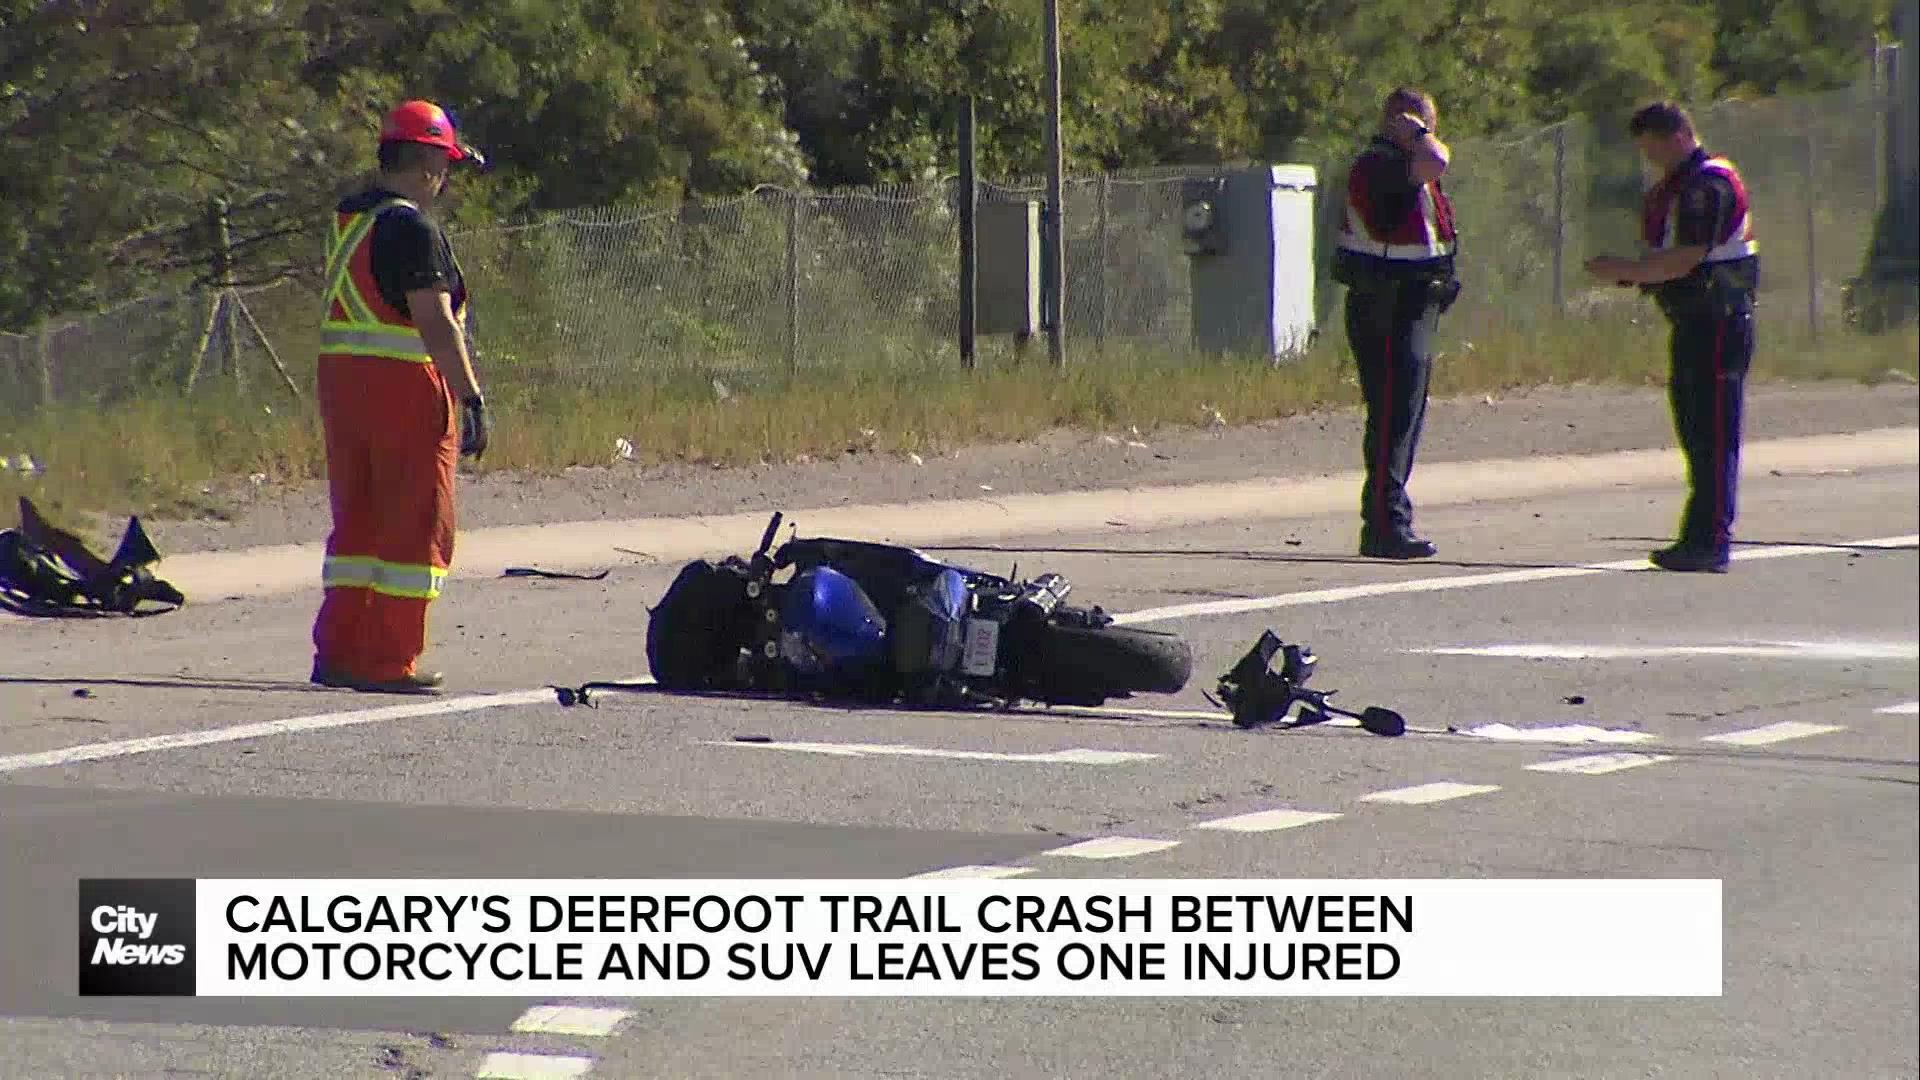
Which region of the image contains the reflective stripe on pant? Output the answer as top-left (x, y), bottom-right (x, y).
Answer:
top-left (1665, 293), bottom-right (1755, 553)
top-left (1346, 279), bottom-right (1439, 536)
top-left (311, 353), bottom-right (459, 681)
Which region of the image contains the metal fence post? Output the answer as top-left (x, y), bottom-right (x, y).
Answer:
top-left (36, 324), bottom-right (53, 408)
top-left (785, 191), bottom-right (801, 373)
top-left (1803, 126), bottom-right (1820, 340)
top-left (959, 97), bottom-right (978, 370)
top-left (1095, 174), bottom-right (1111, 346)
top-left (1552, 124), bottom-right (1568, 315)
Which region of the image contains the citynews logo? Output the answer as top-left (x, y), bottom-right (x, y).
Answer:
top-left (78, 879), bottom-right (197, 996)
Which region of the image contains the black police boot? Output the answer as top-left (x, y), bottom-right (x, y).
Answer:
top-left (1360, 530), bottom-right (1438, 560)
top-left (1648, 542), bottom-right (1729, 574)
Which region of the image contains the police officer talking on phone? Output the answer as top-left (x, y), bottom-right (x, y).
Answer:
top-left (1332, 87), bottom-right (1462, 560)
top-left (1584, 102), bottom-right (1760, 573)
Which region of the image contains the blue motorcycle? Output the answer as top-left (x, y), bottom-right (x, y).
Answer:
top-left (641, 511), bottom-right (1193, 709)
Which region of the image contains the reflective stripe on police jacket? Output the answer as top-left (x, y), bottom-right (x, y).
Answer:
top-left (1657, 157), bottom-right (1758, 264)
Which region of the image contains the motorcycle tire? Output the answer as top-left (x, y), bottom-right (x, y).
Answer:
top-left (1022, 622), bottom-right (1193, 704)
top-left (645, 559), bottom-right (756, 691)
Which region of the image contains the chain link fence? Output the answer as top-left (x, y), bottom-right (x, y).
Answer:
top-left (2, 78), bottom-right (1910, 421)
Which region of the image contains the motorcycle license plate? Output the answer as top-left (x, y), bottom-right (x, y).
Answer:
top-left (960, 618), bottom-right (1000, 676)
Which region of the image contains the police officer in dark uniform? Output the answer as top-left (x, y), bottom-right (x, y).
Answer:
top-left (1585, 102), bottom-right (1760, 574)
top-left (1332, 87), bottom-right (1462, 560)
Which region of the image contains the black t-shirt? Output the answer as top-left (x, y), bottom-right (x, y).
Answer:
top-left (334, 187), bottom-right (466, 318)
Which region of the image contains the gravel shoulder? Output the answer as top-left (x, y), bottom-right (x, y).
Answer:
top-left (142, 381), bottom-right (1918, 556)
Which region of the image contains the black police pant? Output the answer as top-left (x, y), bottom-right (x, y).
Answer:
top-left (1663, 292), bottom-right (1755, 553)
top-left (1345, 279), bottom-right (1442, 539)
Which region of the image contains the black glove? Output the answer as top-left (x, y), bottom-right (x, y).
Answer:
top-left (459, 394), bottom-right (490, 460)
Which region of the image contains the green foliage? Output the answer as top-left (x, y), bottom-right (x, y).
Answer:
top-left (1, 0), bottom-right (1884, 333)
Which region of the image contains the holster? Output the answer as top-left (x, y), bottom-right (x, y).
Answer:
top-left (1332, 249), bottom-right (1461, 313)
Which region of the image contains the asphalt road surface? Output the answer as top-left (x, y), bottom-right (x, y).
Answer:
top-left (2, 461), bottom-right (1916, 1079)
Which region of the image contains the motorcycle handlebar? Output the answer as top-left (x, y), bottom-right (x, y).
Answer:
top-left (755, 512), bottom-right (784, 560)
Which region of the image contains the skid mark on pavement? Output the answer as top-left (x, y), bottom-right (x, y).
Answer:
top-left (1702, 721), bottom-right (1850, 747)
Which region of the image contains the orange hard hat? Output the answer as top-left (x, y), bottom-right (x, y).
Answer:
top-left (380, 100), bottom-right (485, 167)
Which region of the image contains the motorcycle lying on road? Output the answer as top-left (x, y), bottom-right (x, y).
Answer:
top-left (558, 511), bottom-right (1193, 711)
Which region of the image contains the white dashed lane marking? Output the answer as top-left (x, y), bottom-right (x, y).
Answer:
top-left (475, 1052), bottom-right (596, 1080)
top-left (509, 1006), bottom-right (633, 1038)
top-left (1526, 752), bottom-right (1676, 776)
top-left (1359, 782), bottom-right (1502, 805)
top-left (1701, 722), bottom-right (1848, 747)
top-left (1041, 836), bottom-right (1181, 860)
top-left (1877, 701), bottom-right (1918, 715)
top-left (908, 865), bottom-right (1036, 880)
top-left (1191, 809), bottom-right (1344, 833)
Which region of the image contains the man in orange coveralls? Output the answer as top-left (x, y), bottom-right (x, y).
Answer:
top-left (310, 100), bottom-right (491, 695)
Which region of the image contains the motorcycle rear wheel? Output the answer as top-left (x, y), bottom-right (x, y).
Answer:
top-left (1022, 622), bottom-right (1193, 704)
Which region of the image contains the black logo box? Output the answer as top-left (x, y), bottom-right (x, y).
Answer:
top-left (78, 878), bottom-right (198, 997)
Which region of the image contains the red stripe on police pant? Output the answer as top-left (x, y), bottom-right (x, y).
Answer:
top-left (1378, 324), bottom-right (1393, 529)
top-left (1711, 313), bottom-right (1728, 544)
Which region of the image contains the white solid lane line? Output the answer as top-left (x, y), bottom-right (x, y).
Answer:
top-left (1701, 722), bottom-right (1848, 746)
top-left (1359, 782), bottom-right (1502, 805)
top-left (2, 533), bottom-right (1910, 775)
top-left (704, 740), bottom-right (1159, 765)
top-left (1525, 753), bottom-right (1676, 775)
top-left (1111, 533), bottom-right (1918, 625)
top-left (509, 1006), bottom-right (633, 1038)
top-left (475, 1053), bottom-right (596, 1080)
top-left (1041, 837), bottom-right (1181, 860)
top-left (1191, 809), bottom-right (1344, 832)
top-left (1413, 641), bottom-right (1918, 661)
top-left (0, 687), bottom-right (568, 774)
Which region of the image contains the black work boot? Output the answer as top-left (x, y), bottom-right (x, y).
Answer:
top-left (1649, 542), bottom-right (1729, 574)
top-left (1360, 530), bottom-right (1438, 560)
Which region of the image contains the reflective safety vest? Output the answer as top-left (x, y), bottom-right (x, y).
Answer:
top-left (319, 197), bottom-right (466, 363)
top-left (1337, 141), bottom-right (1457, 262)
top-left (1643, 153), bottom-right (1758, 264)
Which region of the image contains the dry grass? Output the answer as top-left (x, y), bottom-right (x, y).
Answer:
top-left (3, 312), bottom-right (1914, 541)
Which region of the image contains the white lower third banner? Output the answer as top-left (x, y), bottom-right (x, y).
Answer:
top-left (81, 878), bottom-right (1723, 997)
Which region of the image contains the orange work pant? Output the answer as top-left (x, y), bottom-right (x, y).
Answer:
top-left (311, 354), bottom-right (459, 681)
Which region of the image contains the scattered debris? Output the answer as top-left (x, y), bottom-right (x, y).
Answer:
top-left (0, 496), bottom-right (184, 617)
top-left (614, 437), bottom-right (636, 462)
top-left (1212, 630), bottom-right (1405, 736)
top-left (72, 688), bottom-right (93, 699)
top-left (1563, 694), bottom-right (1587, 705)
top-left (733, 734), bottom-right (772, 743)
top-left (502, 567), bottom-right (611, 581)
